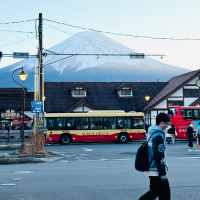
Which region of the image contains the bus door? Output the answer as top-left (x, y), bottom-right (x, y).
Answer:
top-left (178, 108), bottom-right (192, 139)
top-left (168, 107), bottom-right (180, 137)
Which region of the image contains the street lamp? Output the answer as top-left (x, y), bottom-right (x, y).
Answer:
top-left (12, 67), bottom-right (27, 147)
top-left (145, 95), bottom-right (150, 101)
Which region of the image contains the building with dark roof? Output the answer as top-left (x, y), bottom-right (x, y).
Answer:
top-left (1, 69), bottom-right (200, 127)
top-left (44, 82), bottom-right (167, 113)
top-left (143, 69), bottom-right (200, 125)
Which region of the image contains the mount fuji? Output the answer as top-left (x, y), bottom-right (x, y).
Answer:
top-left (0, 31), bottom-right (190, 90)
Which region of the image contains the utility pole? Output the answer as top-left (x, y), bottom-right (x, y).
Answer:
top-left (35, 13), bottom-right (44, 144)
top-left (38, 13), bottom-right (44, 104)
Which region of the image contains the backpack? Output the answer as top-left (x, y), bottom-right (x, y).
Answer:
top-left (135, 131), bottom-right (158, 172)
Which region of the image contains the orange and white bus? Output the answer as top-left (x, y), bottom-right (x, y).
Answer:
top-left (44, 110), bottom-right (146, 145)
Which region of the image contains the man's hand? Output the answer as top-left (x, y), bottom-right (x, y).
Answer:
top-left (161, 175), bottom-right (168, 181)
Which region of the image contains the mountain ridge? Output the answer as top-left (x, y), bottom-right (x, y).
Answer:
top-left (0, 31), bottom-right (190, 89)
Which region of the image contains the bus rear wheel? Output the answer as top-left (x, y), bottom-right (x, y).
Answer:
top-left (60, 134), bottom-right (72, 145)
top-left (118, 133), bottom-right (129, 143)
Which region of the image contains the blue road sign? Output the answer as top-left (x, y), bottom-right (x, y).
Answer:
top-left (13, 52), bottom-right (29, 59)
top-left (31, 101), bottom-right (43, 113)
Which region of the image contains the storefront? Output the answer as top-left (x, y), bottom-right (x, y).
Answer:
top-left (0, 109), bottom-right (32, 129)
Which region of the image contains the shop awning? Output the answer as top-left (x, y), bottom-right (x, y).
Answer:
top-left (12, 118), bottom-right (30, 126)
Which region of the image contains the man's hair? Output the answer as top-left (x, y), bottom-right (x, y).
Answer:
top-left (156, 112), bottom-right (170, 125)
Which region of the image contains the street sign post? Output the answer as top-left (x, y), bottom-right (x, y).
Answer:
top-left (31, 101), bottom-right (43, 113)
top-left (13, 52), bottom-right (29, 59)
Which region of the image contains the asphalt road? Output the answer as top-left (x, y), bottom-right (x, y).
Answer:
top-left (1, 141), bottom-right (200, 200)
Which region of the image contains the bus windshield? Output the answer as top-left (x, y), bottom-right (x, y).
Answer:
top-left (168, 108), bottom-right (177, 116)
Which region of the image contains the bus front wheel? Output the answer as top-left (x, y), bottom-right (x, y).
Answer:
top-left (60, 134), bottom-right (72, 145)
top-left (118, 133), bottom-right (129, 143)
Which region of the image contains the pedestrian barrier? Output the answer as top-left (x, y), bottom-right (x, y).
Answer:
top-left (0, 130), bottom-right (33, 146)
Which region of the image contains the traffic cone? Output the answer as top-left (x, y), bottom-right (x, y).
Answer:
top-left (197, 138), bottom-right (199, 150)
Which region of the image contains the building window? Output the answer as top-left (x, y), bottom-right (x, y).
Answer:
top-left (168, 101), bottom-right (183, 107)
top-left (120, 89), bottom-right (132, 96)
top-left (183, 89), bottom-right (199, 97)
top-left (73, 88), bottom-right (86, 96)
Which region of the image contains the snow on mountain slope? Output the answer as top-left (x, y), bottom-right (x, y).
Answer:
top-left (44, 31), bottom-right (179, 73)
top-left (0, 31), bottom-right (190, 89)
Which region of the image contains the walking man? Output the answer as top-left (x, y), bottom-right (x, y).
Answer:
top-left (169, 123), bottom-right (176, 144)
top-left (184, 123), bottom-right (194, 148)
top-left (139, 112), bottom-right (171, 200)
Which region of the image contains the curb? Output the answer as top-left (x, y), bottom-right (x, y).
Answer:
top-left (0, 152), bottom-right (59, 164)
top-left (0, 156), bottom-right (42, 164)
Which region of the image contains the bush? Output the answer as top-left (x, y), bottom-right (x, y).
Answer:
top-left (20, 134), bottom-right (48, 154)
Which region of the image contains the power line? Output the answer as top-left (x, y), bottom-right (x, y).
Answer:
top-left (0, 19), bottom-right (37, 24)
top-left (43, 48), bottom-right (164, 58)
top-left (44, 23), bottom-right (73, 35)
top-left (43, 18), bottom-right (200, 41)
top-left (43, 48), bottom-right (60, 55)
top-left (0, 30), bottom-right (34, 34)
top-left (43, 55), bottom-right (74, 67)
top-left (44, 23), bottom-right (153, 56)
top-left (43, 23), bottom-right (127, 52)
top-left (1, 18), bottom-right (199, 40)
top-left (0, 36), bottom-right (35, 47)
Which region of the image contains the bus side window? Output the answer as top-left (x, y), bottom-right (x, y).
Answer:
top-left (125, 117), bottom-right (131, 129)
top-left (61, 118), bottom-right (75, 130)
top-left (194, 109), bottom-right (198, 119)
top-left (180, 109), bottom-right (186, 119)
top-left (90, 117), bottom-right (103, 129)
top-left (117, 117), bottom-right (132, 129)
top-left (117, 117), bottom-right (125, 129)
top-left (76, 118), bottom-right (89, 130)
top-left (138, 119), bottom-right (144, 129)
top-left (57, 118), bottom-right (64, 130)
top-left (44, 118), bottom-right (47, 129)
top-left (132, 118), bottom-right (144, 129)
top-left (104, 117), bottom-right (116, 129)
top-left (48, 118), bottom-right (56, 130)
top-left (185, 109), bottom-right (193, 119)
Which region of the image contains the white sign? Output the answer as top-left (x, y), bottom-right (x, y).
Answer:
top-left (4, 112), bottom-right (17, 118)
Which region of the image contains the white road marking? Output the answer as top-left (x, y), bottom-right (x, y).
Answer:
top-left (12, 178), bottom-right (22, 181)
top-left (1, 183), bottom-right (16, 186)
top-left (83, 148), bottom-right (93, 151)
top-left (40, 157), bottom-right (64, 162)
top-left (14, 171), bottom-right (34, 174)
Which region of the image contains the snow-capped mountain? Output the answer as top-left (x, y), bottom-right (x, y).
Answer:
top-left (0, 31), bottom-right (190, 90)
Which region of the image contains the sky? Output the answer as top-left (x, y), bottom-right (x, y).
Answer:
top-left (0, 0), bottom-right (200, 71)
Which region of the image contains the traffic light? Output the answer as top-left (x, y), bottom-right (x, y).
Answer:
top-left (0, 51), bottom-right (2, 60)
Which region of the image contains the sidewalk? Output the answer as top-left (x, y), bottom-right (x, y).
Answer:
top-left (0, 143), bottom-right (60, 164)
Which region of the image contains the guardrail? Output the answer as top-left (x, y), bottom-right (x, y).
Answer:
top-left (0, 130), bottom-right (33, 146)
